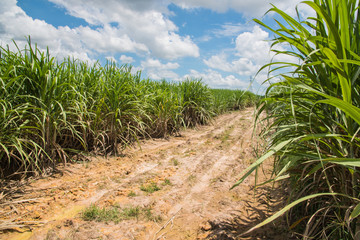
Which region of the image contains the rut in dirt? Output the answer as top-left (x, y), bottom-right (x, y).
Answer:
top-left (1, 108), bottom-right (290, 240)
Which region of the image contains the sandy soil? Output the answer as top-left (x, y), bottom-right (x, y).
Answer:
top-left (0, 108), bottom-right (291, 240)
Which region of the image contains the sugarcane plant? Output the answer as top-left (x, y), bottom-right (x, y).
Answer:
top-left (0, 38), bottom-right (259, 178)
top-left (232, 0), bottom-right (360, 239)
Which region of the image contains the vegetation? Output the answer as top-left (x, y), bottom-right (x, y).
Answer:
top-left (0, 39), bottom-right (258, 179)
top-left (81, 204), bottom-right (161, 223)
top-left (233, 0), bottom-right (360, 239)
top-left (162, 178), bottom-right (171, 186)
top-left (82, 204), bottom-right (122, 223)
top-left (140, 182), bottom-right (161, 193)
top-left (127, 191), bottom-right (136, 197)
top-left (211, 89), bottom-right (259, 114)
top-left (171, 158), bottom-right (179, 166)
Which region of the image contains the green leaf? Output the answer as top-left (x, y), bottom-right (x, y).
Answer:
top-left (350, 203), bottom-right (360, 220)
top-left (231, 138), bottom-right (293, 189)
top-left (242, 193), bottom-right (339, 235)
top-left (322, 158), bottom-right (360, 167)
top-left (294, 82), bottom-right (360, 125)
top-left (321, 47), bottom-right (351, 103)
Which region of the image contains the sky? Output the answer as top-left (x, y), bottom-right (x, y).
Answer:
top-left (0, 0), bottom-right (312, 93)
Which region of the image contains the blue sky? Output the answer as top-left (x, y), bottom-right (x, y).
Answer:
top-left (0, 0), bottom-right (312, 93)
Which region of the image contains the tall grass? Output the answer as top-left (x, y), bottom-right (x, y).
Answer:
top-left (0, 38), bottom-right (258, 178)
top-left (233, 0), bottom-right (360, 239)
top-left (211, 89), bottom-right (259, 114)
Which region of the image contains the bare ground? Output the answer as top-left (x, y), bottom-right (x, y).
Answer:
top-left (0, 108), bottom-right (292, 240)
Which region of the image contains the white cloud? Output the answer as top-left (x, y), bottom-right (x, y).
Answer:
top-left (234, 25), bottom-right (271, 64)
top-left (141, 58), bottom-right (179, 70)
top-left (204, 54), bottom-right (258, 76)
top-left (48, 0), bottom-right (200, 60)
top-left (0, 0), bottom-right (93, 62)
top-left (203, 25), bottom-right (298, 89)
top-left (204, 26), bottom-right (270, 80)
top-left (184, 69), bottom-right (249, 89)
top-left (196, 35), bottom-right (212, 42)
top-left (105, 56), bottom-right (117, 62)
top-left (0, 0), bottom-right (311, 63)
top-left (119, 55), bottom-right (134, 64)
top-left (212, 23), bottom-right (251, 37)
top-left (204, 54), bottom-right (232, 72)
top-left (141, 58), bottom-right (180, 80)
top-left (0, 0), bottom-right (144, 61)
top-left (77, 25), bottom-right (149, 54)
top-left (0, 0), bottom-right (199, 63)
top-left (0, 0), bottom-right (309, 90)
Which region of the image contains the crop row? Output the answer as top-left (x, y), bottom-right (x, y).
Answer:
top-left (234, 0), bottom-right (360, 238)
top-left (0, 40), bottom-right (258, 178)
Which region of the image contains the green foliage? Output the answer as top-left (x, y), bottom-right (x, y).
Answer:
top-left (127, 191), bottom-right (136, 197)
top-left (81, 204), bottom-right (160, 223)
top-left (162, 178), bottom-right (172, 186)
top-left (211, 89), bottom-right (259, 114)
top-left (171, 158), bottom-right (179, 166)
top-left (140, 182), bottom-right (161, 193)
top-left (82, 204), bottom-right (121, 223)
top-left (0, 38), bottom-right (258, 178)
top-left (179, 79), bottom-right (214, 127)
top-left (234, 0), bottom-right (360, 238)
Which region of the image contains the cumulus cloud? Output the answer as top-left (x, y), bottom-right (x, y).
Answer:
top-left (212, 23), bottom-right (252, 38)
top-left (204, 25), bottom-right (297, 87)
top-left (1, 0), bottom-right (309, 90)
top-left (141, 58), bottom-right (180, 80)
top-left (204, 53), bottom-right (258, 76)
top-left (0, 0), bottom-right (153, 62)
top-left (120, 55), bottom-right (134, 64)
top-left (184, 69), bottom-right (249, 89)
top-left (78, 25), bottom-right (149, 54)
top-left (204, 26), bottom-right (270, 81)
top-left (0, 0), bottom-right (92, 61)
top-left (1, 0), bottom-right (310, 63)
top-left (0, 0), bottom-right (199, 62)
top-left (105, 56), bottom-right (117, 62)
top-left (142, 58), bottom-right (179, 69)
top-left (234, 25), bottom-right (271, 64)
top-left (48, 0), bottom-right (200, 59)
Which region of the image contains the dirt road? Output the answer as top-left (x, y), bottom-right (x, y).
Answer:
top-left (1, 108), bottom-right (289, 240)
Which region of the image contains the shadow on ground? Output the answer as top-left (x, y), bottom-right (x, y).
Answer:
top-left (202, 185), bottom-right (298, 240)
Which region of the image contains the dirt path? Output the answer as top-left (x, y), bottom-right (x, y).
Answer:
top-left (1, 108), bottom-right (290, 240)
